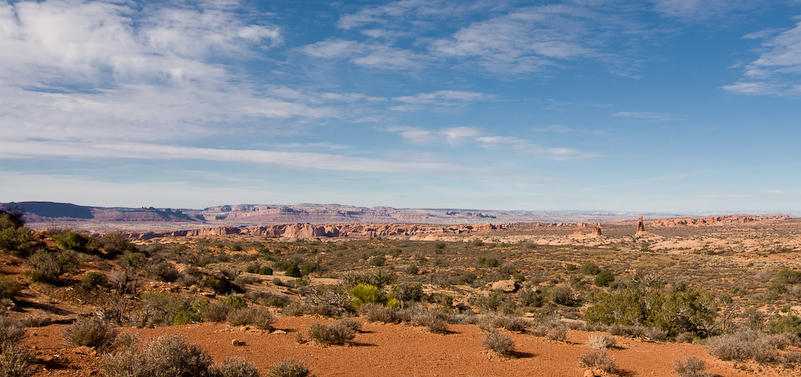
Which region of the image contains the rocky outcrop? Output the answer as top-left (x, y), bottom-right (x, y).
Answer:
top-left (648, 214), bottom-right (790, 227)
top-left (490, 279), bottom-right (520, 293)
top-left (125, 222), bottom-right (502, 240)
top-left (636, 216), bottom-right (646, 233)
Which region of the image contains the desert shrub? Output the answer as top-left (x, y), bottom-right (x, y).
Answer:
top-left (102, 232), bottom-right (137, 256)
top-left (300, 263), bottom-right (319, 276)
top-left (82, 271), bottom-right (108, 290)
top-left (369, 255), bottom-right (386, 267)
top-left (673, 355), bottom-right (710, 377)
top-left (704, 331), bottom-right (780, 363)
top-left (28, 249), bottom-right (78, 282)
top-left (343, 269), bottom-right (397, 288)
top-left (349, 283), bottom-right (382, 309)
top-left (768, 314), bottom-right (801, 336)
top-left (258, 266), bottom-right (273, 275)
top-left (548, 285), bottom-right (574, 306)
top-left (0, 226), bottom-right (35, 257)
top-left (391, 282), bottom-right (423, 307)
top-left (103, 334), bottom-right (215, 377)
top-left (530, 317), bottom-right (568, 341)
top-left (338, 317), bottom-right (362, 333)
top-left (594, 269), bottom-right (615, 287)
top-left (267, 359), bottom-right (309, 377)
top-left (477, 315), bottom-right (529, 333)
top-left (580, 262), bottom-right (601, 275)
top-left (427, 292), bottom-right (454, 307)
top-left (212, 357), bottom-right (261, 377)
top-left (359, 303), bottom-right (398, 323)
top-left (412, 310), bottom-right (450, 334)
top-left (588, 334), bottom-right (616, 350)
top-left (579, 349), bottom-right (617, 374)
top-left (141, 292), bottom-right (206, 327)
top-left (220, 295), bottom-right (247, 309)
top-left (119, 251), bottom-right (147, 270)
top-left (203, 302), bottom-right (232, 322)
top-left (404, 264), bottom-right (419, 275)
top-left (0, 279), bottom-right (21, 300)
top-left (477, 257), bottom-right (499, 268)
top-left (63, 317), bottom-right (118, 352)
top-left (0, 343), bottom-right (35, 377)
top-left (150, 261), bottom-right (181, 282)
top-left (226, 307), bottom-right (275, 330)
top-left (307, 320), bottom-right (356, 345)
top-left (52, 230), bottom-right (98, 254)
top-left (482, 331), bottom-right (514, 356)
top-left (281, 302), bottom-right (310, 317)
top-left (0, 317), bottom-right (24, 347)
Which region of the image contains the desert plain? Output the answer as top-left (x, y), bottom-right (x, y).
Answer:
top-left (2, 205), bottom-right (801, 377)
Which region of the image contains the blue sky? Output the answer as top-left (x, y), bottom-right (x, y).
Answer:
top-left (1, 0), bottom-right (801, 213)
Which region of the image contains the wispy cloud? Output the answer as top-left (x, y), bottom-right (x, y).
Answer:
top-left (389, 90), bottom-right (496, 111)
top-left (650, 0), bottom-right (753, 21)
top-left (0, 140), bottom-right (462, 174)
top-left (723, 18), bottom-right (801, 96)
top-left (301, 39), bottom-right (425, 70)
top-left (613, 111), bottom-right (676, 122)
top-left (385, 126), bottom-right (595, 160)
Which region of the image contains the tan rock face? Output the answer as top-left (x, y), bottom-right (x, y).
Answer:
top-left (125, 222), bottom-right (502, 240)
top-left (490, 279), bottom-right (520, 293)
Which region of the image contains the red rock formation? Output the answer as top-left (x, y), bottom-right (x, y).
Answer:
top-left (125, 222), bottom-right (502, 240)
top-left (636, 216), bottom-right (645, 233)
top-left (573, 222), bottom-right (585, 235)
top-left (592, 223), bottom-right (602, 236)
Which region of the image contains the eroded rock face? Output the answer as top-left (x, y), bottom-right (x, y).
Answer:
top-left (637, 216), bottom-right (646, 233)
top-left (125, 222), bottom-right (502, 240)
top-left (592, 223), bottom-right (602, 236)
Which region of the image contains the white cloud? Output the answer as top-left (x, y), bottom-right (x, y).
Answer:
top-left (301, 38), bottom-right (424, 70)
top-left (613, 111), bottom-right (675, 122)
top-left (650, 0), bottom-right (751, 20)
top-left (385, 125), bottom-right (595, 160)
top-left (724, 19), bottom-right (801, 96)
top-left (388, 90), bottom-right (496, 111)
top-left (0, 140), bottom-right (463, 174)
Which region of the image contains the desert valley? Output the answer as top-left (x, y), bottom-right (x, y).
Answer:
top-left (2, 202), bottom-right (801, 376)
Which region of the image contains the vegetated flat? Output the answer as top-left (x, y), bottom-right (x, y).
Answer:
top-left (3, 214), bottom-right (801, 376)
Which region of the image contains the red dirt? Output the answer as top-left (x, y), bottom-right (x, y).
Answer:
top-left (22, 317), bottom-right (790, 377)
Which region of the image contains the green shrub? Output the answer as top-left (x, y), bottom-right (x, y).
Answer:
top-left (82, 271), bottom-right (108, 290)
top-left (482, 331), bottom-right (514, 356)
top-left (0, 279), bottom-right (22, 300)
top-left (267, 359), bottom-right (309, 377)
top-left (0, 226), bottom-right (35, 257)
top-left (102, 232), bottom-right (136, 256)
top-left (307, 320), bottom-right (356, 345)
top-left (350, 283), bottom-right (382, 309)
top-left (580, 262), bottom-right (601, 275)
top-left (258, 266), bottom-right (273, 275)
top-left (151, 261), bottom-right (180, 282)
top-left (63, 317), bottom-right (118, 352)
top-left (300, 263), bottom-right (319, 276)
top-left (343, 269), bottom-right (397, 288)
top-left (28, 249), bottom-right (78, 282)
top-left (548, 285), bottom-right (574, 306)
top-left (391, 282), bottom-right (423, 307)
top-left (594, 269), bottom-right (615, 287)
top-left (52, 230), bottom-right (98, 254)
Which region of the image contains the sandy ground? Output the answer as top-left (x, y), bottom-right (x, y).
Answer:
top-left (22, 316), bottom-right (793, 377)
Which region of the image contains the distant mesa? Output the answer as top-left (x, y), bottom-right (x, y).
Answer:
top-left (0, 201), bottom-right (93, 220)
